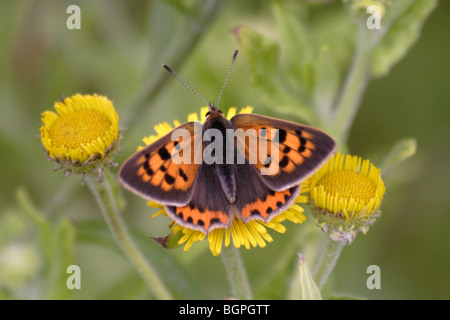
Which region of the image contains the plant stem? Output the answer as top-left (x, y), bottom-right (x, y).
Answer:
top-left (331, 19), bottom-right (374, 146)
top-left (220, 245), bottom-right (252, 300)
top-left (86, 171), bottom-right (172, 299)
top-left (312, 235), bottom-right (346, 290)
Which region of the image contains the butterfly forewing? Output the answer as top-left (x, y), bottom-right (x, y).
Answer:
top-left (118, 121), bottom-right (202, 206)
top-left (230, 113), bottom-right (336, 191)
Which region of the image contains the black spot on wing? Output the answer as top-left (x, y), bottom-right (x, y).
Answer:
top-left (158, 146), bottom-right (171, 160)
top-left (278, 129), bottom-right (287, 143)
top-left (165, 173), bottom-right (175, 185)
top-left (143, 161), bottom-right (153, 176)
top-left (179, 168), bottom-right (188, 182)
top-left (279, 156), bottom-right (289, 168)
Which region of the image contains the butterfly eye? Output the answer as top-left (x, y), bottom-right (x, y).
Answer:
top-left (219, 110), bottom-right (223, 114)
top-left (205, 111), bottom-right (211, 117)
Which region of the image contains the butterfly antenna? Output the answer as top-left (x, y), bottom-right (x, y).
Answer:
top-left (162, 64), bottom-right (209, 107)
top-left (216, 49), bottom-right (238, 109)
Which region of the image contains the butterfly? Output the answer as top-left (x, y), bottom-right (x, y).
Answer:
top-left (118, 50), bottom-right (336, 235)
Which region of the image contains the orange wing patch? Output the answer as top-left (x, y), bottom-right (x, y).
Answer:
top-left (230, 113), bottom-right (336, 191)
top-left (135, 128), bottom-right (201, 193)
top-left (239, 186), bottom-right (300, 222)
top-left (166, 204), bottom-right (231, 233)
top-left (234, 125), bottom-right (312, 176)
top-left (118, 122), bottom-right (202, 206)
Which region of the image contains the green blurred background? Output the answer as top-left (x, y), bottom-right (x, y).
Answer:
top-left (0, 0), bottom-right (448, 299)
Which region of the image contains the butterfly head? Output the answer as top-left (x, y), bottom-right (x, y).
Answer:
top-left (205, 102), bottom-right (224, 120)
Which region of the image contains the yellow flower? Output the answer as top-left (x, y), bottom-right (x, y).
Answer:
top-left (40, 94), bottom-right (120, 176)
top-left (142, 106), bottom-right (307, 256)
top-left (308, 152), bottom-right (386, 242)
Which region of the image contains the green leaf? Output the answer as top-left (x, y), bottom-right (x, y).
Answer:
top-left (56, 220), bottom-right (76, 274)
top-left (16, 188), bottom-right (54, 269)
top-left (45, 219), bottom-right (76, 299)
top-left (272, 2), bottom-right (315, 95)
top-left (239, 27), bottom-right (314, 122)
top-left (380, 138), bottom-right (417, 175)
top-left (15, 188), bottom-right (77, 299)
top-left (239, 27), bottom-right (280, 99)
top-left (371, 0), bottom-right (438, 77)
top-left (296, 254), bottom-right (322, 300)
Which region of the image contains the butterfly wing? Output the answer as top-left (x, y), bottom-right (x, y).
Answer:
top-left (230, 113), bottom-right (336, 191)
top-left (118, 121), bottom-right (202, 206)
top-left (119, 113), bottom-right (335, 234)
top-left (232, 162), bottom-right (301, 224)
top-left (164, 159), bottom-right (300, 233)
top-left (165, 163), bottom-right (233, 233)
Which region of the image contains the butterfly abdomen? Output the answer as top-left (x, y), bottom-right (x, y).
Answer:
top-left (215, 164), bottom-right (237, 203)
top-left (203, 115), bottom-right (238, 204)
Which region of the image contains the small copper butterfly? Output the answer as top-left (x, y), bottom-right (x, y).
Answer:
top-left (119, 50), bottom-right (336, 234)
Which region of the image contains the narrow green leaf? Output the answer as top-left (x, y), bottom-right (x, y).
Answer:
top-left (15, 188), bottom-right (54, 268)
top-left (371, 0), bottom-right (438, 77)
top-left (297, 253), bottom-right (322, 300)
top-left (272, 2), bottom-right (315, 94)
top-left (380, 138), bottom-right (417, 175)
top-left (239, 27), bottom-right (281, 100)
top-left (45, 219), bottom-right (76, 299)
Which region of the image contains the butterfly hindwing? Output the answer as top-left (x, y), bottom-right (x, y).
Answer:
top-left (164, 160), bottom-right (301, 233)
top-left (118, 121), bottom-right (202, 206)
top-left (165, 163), bottom-right (233, 233)
top-left (230, 113), bottom-right (336, 191)
top-left (232, 162), bottom-right (301, 223)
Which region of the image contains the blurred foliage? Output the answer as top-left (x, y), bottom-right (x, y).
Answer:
top-left (0, 0), bottom-right (448, 299)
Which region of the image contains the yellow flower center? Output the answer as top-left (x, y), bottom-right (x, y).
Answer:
top-left (318, 171), bottom-right (376, 204)
top-left (48, 110), bottom-right (112, 150)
